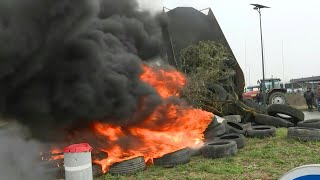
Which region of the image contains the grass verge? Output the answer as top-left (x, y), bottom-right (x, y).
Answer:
top-left (97, 128), bottom-right (320, 180)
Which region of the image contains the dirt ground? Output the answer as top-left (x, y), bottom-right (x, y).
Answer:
top-left (287, 93), bottom-right (306, 107)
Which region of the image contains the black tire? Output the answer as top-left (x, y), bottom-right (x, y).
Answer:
top-left (217, 133), bottom-right (246, 149)
top-left (288, 127), bottom-right (320, 141)
top-left (224, 121), bottom-right (245, 134)
top-left (223, 115), bottom-right (241, 123)
top-left (108, 156), bottom-right (146, 175)
top-left (154, 148), bottom-right (190, 168)
top-left (297, 119), bottom-right (320, 129)
top-left (188, 147), bottom-right (201, 157)
top-left (241, 123), bottom-right (252, 131)
top-left (207, 83), bottom-right (228, 101)
top-left (92, 164), bottom-right (103, 177)
top-left (241, 113), bottom-right (255, 123)
top-left (247, 125), bottom-right (276, 138)
top-left (204, 123), bottom-right (226, 140)
top-left (202, 140), bottom-right (237, 159)
top-left (205, 116), bottom-right (220, 131)
top-left (269, 92), bottom-right (288, 105)
top-left (266, 104), bottom-right (304, 125)
top-left (255, 114), bottom-right (294, 128)
top-left (242, 99), bottom-right (265, 113)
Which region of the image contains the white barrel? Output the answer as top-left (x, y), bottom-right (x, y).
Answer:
top-left (64, 143), bottom-right (93, 180)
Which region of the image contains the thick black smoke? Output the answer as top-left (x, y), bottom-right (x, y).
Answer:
top-left (0, 0), bottom-right (166, 141)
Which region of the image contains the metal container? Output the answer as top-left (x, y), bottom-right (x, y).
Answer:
top-left (280, 164), bottom-right (320, 180)
top-left (64, 143), bottom-right (93, 180)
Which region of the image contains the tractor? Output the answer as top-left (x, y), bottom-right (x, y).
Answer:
top-left (243, 78), bottom-right (288, 105)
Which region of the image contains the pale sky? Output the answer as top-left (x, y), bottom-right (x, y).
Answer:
top-left (138, 0), bottom-right (320, 85)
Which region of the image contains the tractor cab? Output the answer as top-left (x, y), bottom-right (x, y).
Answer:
top-left (259, 78), bottom-right (282, 92)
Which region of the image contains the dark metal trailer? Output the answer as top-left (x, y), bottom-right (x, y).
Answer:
top-left (161, 7), bottom-right (245, 97)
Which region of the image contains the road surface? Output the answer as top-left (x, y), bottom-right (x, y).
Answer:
top-left (304, 111), bottom-right (320, 120)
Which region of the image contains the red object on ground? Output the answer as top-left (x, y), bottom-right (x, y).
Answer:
top-left (64, 143), bottom-right (93, 153)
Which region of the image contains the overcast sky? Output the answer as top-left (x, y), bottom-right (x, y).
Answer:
top-left (138, 0), bottom-right (320, 86)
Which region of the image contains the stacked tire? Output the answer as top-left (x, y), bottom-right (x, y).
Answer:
top-left (288, 119), bottom-right (320, 141)
top-left (266, 104), bottom-right (304, 126)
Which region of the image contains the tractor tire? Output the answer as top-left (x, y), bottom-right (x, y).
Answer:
top-left (202, 140), bottom-right (237, 159)
top-left (269, 92), bottom-right (288, 105)
top-left (154, 148), bottom-right (190, 167)
top-left (266, 104), bottom-right (304, 125)
top-left (255, 114), bottom-right (294, 128)
top-left (207, 83), bottom-right (228, 101)
top-left (287, 127), bottom-right (320, 141)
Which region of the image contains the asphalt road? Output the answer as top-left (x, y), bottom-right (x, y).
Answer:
top-left (304, 111), bottom-right (320, 120)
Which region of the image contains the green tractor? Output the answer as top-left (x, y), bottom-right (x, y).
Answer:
top-left (256, 78), bottom-right (288, 104)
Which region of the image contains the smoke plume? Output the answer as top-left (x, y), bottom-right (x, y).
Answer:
top-left (0, 0), bottom-right (166, 141)
top-left (0, 122), bottom-right (53, 180)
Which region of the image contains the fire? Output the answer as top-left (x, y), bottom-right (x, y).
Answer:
top-left (46, 149), bottom-right (63, 161)
top-left (48, 64), bottom-right (214, 173)
top-left (140, 65), bottom-right (186, 98)
top-left (93, 64), bottom-right (213, 172)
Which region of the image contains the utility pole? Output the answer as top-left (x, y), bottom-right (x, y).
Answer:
top-left (250, 4), bottom-right (270, 106)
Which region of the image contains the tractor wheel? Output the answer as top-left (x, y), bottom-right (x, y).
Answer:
top-left (269, 92), bottom-right (288, 105)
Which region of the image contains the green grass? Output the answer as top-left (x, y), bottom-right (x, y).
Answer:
top-left (96, 129), bottom-right (320, 180)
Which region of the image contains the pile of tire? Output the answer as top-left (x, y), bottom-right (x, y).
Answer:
top-left (287, 119), bottom-right (320, 141)
top-left (202, 117), bottom-right (247, 159)
top-left (237, 102), bottom-right (320, 142)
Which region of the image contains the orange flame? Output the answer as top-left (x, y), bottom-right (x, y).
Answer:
top-left (93, 64), bottom-right (213, 172)
top-left (48, 149), bottom-right (64, 161)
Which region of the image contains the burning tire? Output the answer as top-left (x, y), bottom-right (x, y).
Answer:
top-left (217, 133), bottom-right (246, 149)
top-left (204, 123), bottom-right (226, 140)
top-left (288, 127), bottom-right (320, 141)
top-left (205, 116), bottom-right (220, 131)
top-left (108, 156), bottom-right (146, 175)
top-left (224, 121), bottom-right (245, 134)
top-left (266, 104), bottom-right (304, 125)
top-left (202, 140), bottom-right (237, 159)
top-left (297, 119), bottom-right (320, 129)
top-left (154, 148), bottom-right (190, 168)
top-left (255, 114), bottom-right (294, 128)
top-left (247, 125), bottom-right (276, 138)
